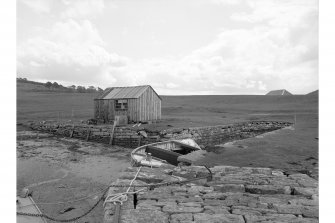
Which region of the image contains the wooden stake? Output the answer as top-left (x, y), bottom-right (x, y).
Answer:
top-left (86, 129), bottom-right (91, 141)
top-left (70, 124), bottom-right (75, 138)
top-left (138, 137), bottom-right (141, 147)
top-left (113, 203), bottom-right (121, 223)
top-left (109, 121), bottom-right (117, 145)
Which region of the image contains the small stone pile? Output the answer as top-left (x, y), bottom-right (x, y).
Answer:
top-left (104, 165), bottom-right (318, 223)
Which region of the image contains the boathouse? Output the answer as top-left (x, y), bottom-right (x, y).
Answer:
top-left (94, 85), bottom-right (161, 124)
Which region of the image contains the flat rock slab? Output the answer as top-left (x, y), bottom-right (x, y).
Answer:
top-left (245, 185), bottom-right (291, 195)
top-left (170, 213), bottom-right (193, 222)
top-left (293, 187), bottom-right (318, 197)
top-left (244, 213), bottom-right (318, 223)
top-left (193, 213), bottom-right (245, 223)
top-left (213, 184), bottom-right (245, 193)
top-left (203, 205), bottom-right (231, 214)
top-left (162, 204), bottom-right (204, 214)
top-left (120, 209), bottom-right (169, 223)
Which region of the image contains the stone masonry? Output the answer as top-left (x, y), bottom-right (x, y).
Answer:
top-left (26, 121), bottom-right (291, 148)
top-left (104, 165), bottom-right (318, 223)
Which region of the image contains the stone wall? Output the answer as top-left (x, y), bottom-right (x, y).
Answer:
top-left (27, 121), bottom-right (292, 149)
top-left (104, 165), bottom-right (318, 223)
top-left (160, 121), bottom-right (292, 147)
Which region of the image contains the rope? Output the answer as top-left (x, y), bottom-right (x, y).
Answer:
top-left (17, 187), bottom-right (108, 222)
top-left (103, 166), bottom-right (142, 223)
top-left (127, 167), bottom-right (142, 193)
top-left (103, 166), bottom-right (142, 207)
top-left (107, 175), bottom-right (209, 188)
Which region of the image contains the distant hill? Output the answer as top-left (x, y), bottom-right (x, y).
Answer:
top-left (17, 77), bottom-right (103, 93)
top-left (306, 90), bottom-right (318, 96)
top-left (17, 79), bottom-right (72, 93)
top-left (266, 89), bottom-right (292, 96)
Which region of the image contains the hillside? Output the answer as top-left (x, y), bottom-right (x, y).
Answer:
top-left (16, 78), bottom-right (103, 93)
top-left (17, 81), bottom-right (69, 92)
top-left (266, 89), bottom-right (292, 95)
top-left (307, 90), bottom-right (319, 96)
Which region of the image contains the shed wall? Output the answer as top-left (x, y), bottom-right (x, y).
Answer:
top-left (137, 86), bottom-right (161, 121)
top-left (94, 86), bottom-right (161, 123)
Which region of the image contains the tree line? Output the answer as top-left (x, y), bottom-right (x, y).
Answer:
top-left (17, 77), bottom-right (103, 93)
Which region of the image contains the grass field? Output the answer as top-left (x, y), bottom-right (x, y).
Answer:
top-left (17, 82), bottom-right (317, 126)
top-left (17, 81), bottom-right (319, 176)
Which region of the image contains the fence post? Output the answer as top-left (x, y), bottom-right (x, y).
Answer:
top-left (70, 124), bottom-right (75, 138)
top-left (86, 129), bottom-right (91, 141)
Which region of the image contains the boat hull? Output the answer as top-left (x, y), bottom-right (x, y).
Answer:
top-left (131, 139), bottom-right (202, 167)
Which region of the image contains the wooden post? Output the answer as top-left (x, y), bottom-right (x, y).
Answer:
top-left (138, 136), bottom-right (141, 147)
top-left (70, 124), bottom-right (75, 138)
top-left (86, 129), bottom-right (91, 141)
top-left (109, 121), bottom-right (117, 145)
top-left (113, 203), bottom-right (121, 223)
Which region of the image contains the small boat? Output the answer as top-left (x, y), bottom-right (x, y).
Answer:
top-left (131, 138), bottom-right (206, 168)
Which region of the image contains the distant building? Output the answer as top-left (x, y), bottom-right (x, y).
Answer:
top-left (94, 85), bottom-right (161, 123)
top-left (266, 89), bottom-right (292, 95)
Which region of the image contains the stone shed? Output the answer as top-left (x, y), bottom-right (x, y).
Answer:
top-left (94, 85), bottom-right (161, 123)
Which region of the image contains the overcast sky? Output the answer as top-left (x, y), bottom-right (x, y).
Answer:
top-left (17, 0), bottom-right (318, 95)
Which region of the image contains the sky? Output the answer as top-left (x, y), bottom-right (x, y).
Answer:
top-left (17, 0), bottom-right (318, 95)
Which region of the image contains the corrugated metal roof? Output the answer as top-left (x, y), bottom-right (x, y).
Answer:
top-left (95, 85), bottom-right (161, 100)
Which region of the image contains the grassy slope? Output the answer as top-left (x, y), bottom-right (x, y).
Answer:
top-left (17, 82), bottom-right (99, 122)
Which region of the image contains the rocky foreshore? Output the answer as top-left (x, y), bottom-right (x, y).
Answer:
top-left (104, 165), bottom-right (318, 223)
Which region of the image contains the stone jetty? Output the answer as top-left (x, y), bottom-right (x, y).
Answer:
top-left (104, 165), bottom-right (318, 223)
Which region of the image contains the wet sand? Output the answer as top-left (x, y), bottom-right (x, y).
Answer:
top-left (17, 130), bottom-right (131, 223)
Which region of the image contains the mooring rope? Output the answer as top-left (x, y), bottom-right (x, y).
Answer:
top-left (104, 166), bottom-right (143, 223)
top-left (17, 186), bottom-right (108, 222)
top-left (103, 166), bottom-right (142, 207)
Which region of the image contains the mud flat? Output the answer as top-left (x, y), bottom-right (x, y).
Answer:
top-left (17, 130), bottom-right (131, 223)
